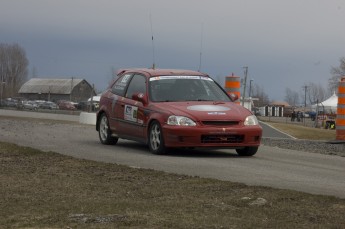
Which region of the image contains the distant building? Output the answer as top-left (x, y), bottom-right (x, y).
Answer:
top-left (259, 101), bottom-right (291, 117)
top-left (18, 78), bottom-right (96, 102)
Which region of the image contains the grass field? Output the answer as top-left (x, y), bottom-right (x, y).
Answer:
top-left (264, 121), bottom-right (337, 140)
top-left (1, 141), bottom-right (345, 228)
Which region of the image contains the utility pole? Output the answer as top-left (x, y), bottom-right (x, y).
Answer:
top-left (89, 84), bottom-right (95, 113)
top-left (302, 85), bottom-right (308, 126)
top-left (70, 77), bottom-right (73, 101)
top-left (0, 74), bottom-right (3, 107)
top-left (198, 23), bottom-right (204, 72)
top-left (242, 66), bottom-right (248, 106)
top-left (48, 86), bottom-right (51, 101)
top-left (303, 85), bottom-right (308, 107)
top-left (249, 79), bottom-right (254, 98)
top-left (0, 63), bottom-right (6, 106)
top-left (150, 14), bottom-right (156, 69)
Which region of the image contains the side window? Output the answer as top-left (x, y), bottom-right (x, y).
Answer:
top-left (126, 74), bottom-right (146, 98)
top-left (111, 74), bottom-right (132, 96)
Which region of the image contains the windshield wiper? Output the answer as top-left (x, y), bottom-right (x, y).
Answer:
top-left (213, 101), bottom-right (225, 105)
top-left (189, 99), bottom-right (212, 101)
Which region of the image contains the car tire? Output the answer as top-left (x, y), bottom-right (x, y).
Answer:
top-left (236, 146), bottom-right (258, 156)
top-left (148, 121), bottom-right (166, 155)
top-left (98, 113), bottom-right (118, 145)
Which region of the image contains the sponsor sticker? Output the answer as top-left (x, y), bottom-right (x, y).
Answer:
top-left (124, 105), bottom-right (138, 122)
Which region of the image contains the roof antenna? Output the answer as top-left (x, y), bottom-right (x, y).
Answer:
top-left (198, 23), bottom-right (204, 72)
top-left (149, 14), bottom-right (156, 69)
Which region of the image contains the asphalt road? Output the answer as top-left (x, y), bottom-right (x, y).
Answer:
top-left (1, 109), bottom-right (345, 199)
top-left (259, 121), bottom-right (296, 139)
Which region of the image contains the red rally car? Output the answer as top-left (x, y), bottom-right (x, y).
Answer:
top-left (96, 68), bottom-right (262, 156)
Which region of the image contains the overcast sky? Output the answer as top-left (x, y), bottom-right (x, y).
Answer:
top-left (1, 0), bottom-right (345, 101)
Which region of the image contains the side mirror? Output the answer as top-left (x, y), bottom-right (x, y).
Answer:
top-left (132, 92), bottom-right (148, 105)
top-left (228, 93), bottom-right (239, 102)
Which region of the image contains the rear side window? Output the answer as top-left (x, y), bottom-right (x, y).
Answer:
top-left (111, 74), bottom-right (132, 96)
top-left (125, 74), bottom-right (146, 98)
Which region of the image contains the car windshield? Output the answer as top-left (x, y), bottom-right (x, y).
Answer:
top-left (149, 76), bottom-right (231, 102)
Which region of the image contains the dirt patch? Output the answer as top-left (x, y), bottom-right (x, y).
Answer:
top-left (1, 142), bottom-right (345, 228)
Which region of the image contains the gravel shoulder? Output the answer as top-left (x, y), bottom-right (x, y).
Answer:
top-left (261, 137), bottom-right (345, 157)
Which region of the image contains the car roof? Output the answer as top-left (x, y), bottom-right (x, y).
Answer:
top-left (116, 68), bottom-right (209, 77)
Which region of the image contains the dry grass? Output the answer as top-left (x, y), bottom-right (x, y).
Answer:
top-left (266, 122), bottom-right (336, 140)
top-left (1, 142), bottom-right (345, 228)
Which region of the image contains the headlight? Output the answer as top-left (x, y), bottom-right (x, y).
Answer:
top-left (244, 115), bottom-right (259, 126)
top-left (167, 116), bottom-right (196, 126)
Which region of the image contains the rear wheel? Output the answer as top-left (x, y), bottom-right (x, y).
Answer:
top-left (236, 146), bottom-right (258, 156)
top-left (148, 121), bottom-right (166, 155)
top-left (98, 113), bottom-right (118, 145)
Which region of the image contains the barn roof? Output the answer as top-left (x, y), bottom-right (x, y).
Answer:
top-left (19, 78), bottom-right (87, 94)
top-left (270, 101), bottom-right (291, 107)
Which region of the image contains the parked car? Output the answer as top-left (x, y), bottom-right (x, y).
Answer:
top-left (3, 98), bottom-right (18, 107)
top-left (22, 101), bottom-right (39, 110)
top-left (76, 101), bottom-right (89, 111)
top-left (40, 101), bottom-right (59, 110)
top-left (76, 101), bottom-right (99, 112)
top-left (96, 68), bottom-right (262, 156)
top-left (58, 101), bottom-right (76, 110)
top-left (305, 111), bottom-right (316, 121)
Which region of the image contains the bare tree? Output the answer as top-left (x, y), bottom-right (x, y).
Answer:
top-left (307, 82), bottom-right (328, 104)
top-left (251, 84), bottom-right (270, 107)
top-left (0, 43), bottom-right (28, 98)
top-left (329, 57), bottom-right (345, 93)
top-left (285, 88), bottom-right (299, 106)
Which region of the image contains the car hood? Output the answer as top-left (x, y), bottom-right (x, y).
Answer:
top-left (153, 101), bottom-right (252, 121)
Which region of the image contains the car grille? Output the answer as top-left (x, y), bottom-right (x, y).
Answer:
top-left (201, 134), bottom-right (244, 144)
top-left (202, 121), bottom-right (239, 126)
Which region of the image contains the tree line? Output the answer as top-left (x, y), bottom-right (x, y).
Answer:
top-left (285, 57), bottom-right (345, 107)
top-left (1, 42), bottom-right (345, 107)
top-left (0, 43), bottom-right (28, 99)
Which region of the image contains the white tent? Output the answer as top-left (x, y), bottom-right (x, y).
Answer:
top-left (311, 93), bottom-right (337, 113)
top-left (87, 95), bottom-right (100, 102)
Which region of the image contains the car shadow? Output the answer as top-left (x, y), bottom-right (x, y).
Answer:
top-left (115, 141), bottom-right (239, 158)
top-left (87, 139), bottom-right (241, 158)
top-left (164, 148), bottom-right (239, 158)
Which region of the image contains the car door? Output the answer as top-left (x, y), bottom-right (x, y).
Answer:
top-left (118, 74), bottom-right (147, 140)
top-left (108, 73), bottom-right (133, 133)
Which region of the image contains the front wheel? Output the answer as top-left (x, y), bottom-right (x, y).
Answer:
top-left (236, 147), bottom-right (258, 156)
top-left (148, 121), bottom-right (166, 155)
top-left (98, 113), bottom-right (118, 145)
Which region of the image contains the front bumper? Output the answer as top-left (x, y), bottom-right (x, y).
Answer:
top-left (163, 124), bottom-right (262, 148)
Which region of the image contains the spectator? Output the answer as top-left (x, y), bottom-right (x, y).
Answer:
top-left (291, 111), bottom-right (296, 122)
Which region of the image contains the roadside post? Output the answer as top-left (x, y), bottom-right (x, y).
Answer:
top-left (336, 77), bottom-right (345, 140)
top-left (224, 73), bottom-right (241, 105)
